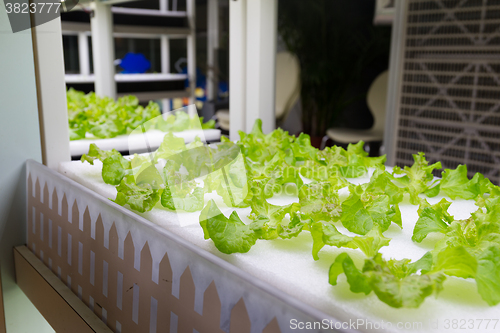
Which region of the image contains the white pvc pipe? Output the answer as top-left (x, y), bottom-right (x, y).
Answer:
top-left (229, 0), bottom-right (247, 140)
top-left (78, 32), bottom-right (90, 76)
top-left (186, 0), bottom-right (196, 105)
top-left (90, 1), bottom-right (116, 99)
top-left (31, 16), bottom-right (71, 168)
top-left (207, 0), bottom-right (219, 101)
top-left (160, 35), bottom-right (170, 74)
top-left (245, 0), bottom-right (277, 134)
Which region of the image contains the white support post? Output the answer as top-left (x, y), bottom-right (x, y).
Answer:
top-left (90, 1), bottom-right (116, 99)
top-left (162, 99), bottom-right (171, 113)
top-left (31, 16), bottom-right (71, 168)
top-left (229, 0), bottom-right (247, 141)
top-left (161, 34), bottom-right (170, 113)
top-left (159, 0), bottom-right (168, 13)
top-left (161, 35), bottom-right (170, 74)
top-left (384, 0), bottom-right (407, 166)
top-left (78, 32), bottom-right (90, 76)
top-left (207, 0), bottom-right (219, 101)
top-left (187, 0), bottom-right (196, 106)
top-left (245, 0), bottom-right (277, 134)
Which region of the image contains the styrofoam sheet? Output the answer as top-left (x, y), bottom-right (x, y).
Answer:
top-left (69, 129), bottom-right (221, 156)
top-left (65, 73), bottom-right (188, 84)
top-left (58, 160), bottom-right (500, 333)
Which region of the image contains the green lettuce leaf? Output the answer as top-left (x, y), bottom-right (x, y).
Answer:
top-left (440, 165), bottom-right (484, 200)
top-left (114, 175), bottom-right (160, 213)
top-left (81, 144), bottom-right (131, 185)
top-left (329, 253), bottom-right (372, 294)
top-left (311, 222), bottom-right (390, 260)
top-left (476, 246), bottom-right (500, 306)
top-left (329, 253), bottom-right (446, 308)
top-left (412, 199), bottom-right (453, 243)
top-left (161, 186), bottom-right (204, 212)
top-left (315, 141), bottom-right (386, 179)
top-left (299, 181), bottom-right (342, 223)
top-left (431, 245), bottom-right (477, 279)
top-left (341, 186), bottom-right (394, 235)
top-left (68, 89), bottom-right (214, 140)
top-left (392, 152), bottom-right (442, 204)
top-left (248, 194), bottom-right (301, 240)
top-left (199, 200), bottom-right (258, 254)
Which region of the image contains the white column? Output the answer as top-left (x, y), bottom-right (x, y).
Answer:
top-left (161, 34), bottom-right (170, 113)
top-left (78, 32), bottom-right (90, 76)
top-left (207, 0), bottom-right (219, 101)
top-left (90, 1), bottom-right (116, 98)
top-left (159, 0), bottom-right (168, 12)
top-left (229, 0), bottom-right (247, 140)
top-left (383, 0), bottom-right (407, 166)
top-left (187, 0), bottom-right (196, 105)
top-left (31, 16), bottom-right (71, 168)
top-left (245, 0), bottom-right (277, 134)
top-left (162, 99), bottom-right (171, 113)
top-left (161, 35), bottom-right (170, 74)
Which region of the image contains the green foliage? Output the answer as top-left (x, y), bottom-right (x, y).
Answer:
top-left (114, 175), bottom-right (160, 213)
top-left (199, 200), bottom-right (258, 254)
top-left (67, 88), bottom-right (214, 140)
top-left (329, 252), bottom-right (445, 308)
top-left (81, 143), bottom-right (131, 185)
top-left (392, 152), bottom-right (442, 204)
top-left (311, 223), bottom-right (390, 260)
top-left (82, 118), bottom-right (500, 309)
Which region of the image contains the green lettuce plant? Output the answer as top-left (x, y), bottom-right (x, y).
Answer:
top-left (81, 119), bottom-right (500, 309)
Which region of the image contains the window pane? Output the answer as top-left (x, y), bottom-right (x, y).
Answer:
top-left (114, 38), bottom-right (162, 74)
top-left (169, 0), bottom-right (186, 11)
top-left (169, 38), bottom-right (187, 74)
top-left (62, 35), bottom-right (80, 74)
top-left (88, 36), bottom-right (93, 74)
top-left (114, 0), bottom-right (160, 10)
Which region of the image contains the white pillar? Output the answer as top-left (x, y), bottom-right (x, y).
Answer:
top-left (245, 0), bottom-right (277, 134)
top-left (31, 16), bottom-right (71, 168)
top-left (90, 1), bottom-right (116, 98)
top-left (78, 32), bottom-right (90, 76)
top-left (187, 0), bottom-right (196, 105)
top-left (159, 0), bottom-right (168, 12)
top-left (162, 99), bottom-right (171, 113)
top-left (161, 35), bottom-right (170, 74)
top-left (207, 0), bottom-right (219, 101)
top-left (229, 0), bottom-right (247, 141)
top-left (161, 34), bottom-right (171, 114)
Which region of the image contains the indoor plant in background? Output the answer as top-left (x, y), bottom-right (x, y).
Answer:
top-left (278, 0), bottom-right (391, 146)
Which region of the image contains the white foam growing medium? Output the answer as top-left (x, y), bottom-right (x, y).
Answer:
top-left (70, 129), bottom-right (221, 157)
top-left (58, 160), bottom-right (499, 333)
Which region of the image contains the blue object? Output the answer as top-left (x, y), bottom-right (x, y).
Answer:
top-left (218, 81), bottom-right (229, 99)
top-left (119, 53), bottom-right (151, 74)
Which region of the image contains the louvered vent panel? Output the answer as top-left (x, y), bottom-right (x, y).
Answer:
top-left (395, 0), bottom-right (500, 183)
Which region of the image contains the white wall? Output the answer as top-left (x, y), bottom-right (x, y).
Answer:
top-left (0, 4), bottom-right (54, 332)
